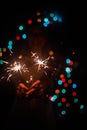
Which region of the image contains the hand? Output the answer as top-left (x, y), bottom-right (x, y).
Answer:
top-left (17, 80), bottom-right (41, 97)
top-left (26, 80), bottom-right (41, 96)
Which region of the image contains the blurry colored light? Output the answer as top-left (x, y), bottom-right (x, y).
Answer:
top-left (63, 83), bottom-right (68, 87)
top-left (8, 45), bottom-right (12, 50)
top-left (45, 21), bottom-right (50, 25)
top-left (50, 13), bottom-right (54, 17)
top-left (58, 79), bottom-right (62, 85)
top-left (57, 102), bottom-right (62, 107)
top-left (49, 50), bottom-right (54, 56)
top-left (36, 11), bottom-right (41, 16)
top-left (65, 67), bottom-right (71, 73)
top-left (8, 40), bottom-right (13, 45)
top-left (0, 60), bottom-right (3, 64)
top-left (37, 18), bottom-right (42, 23)
top-left (61, 78), bottom-right (66, 83)
top-left (27, 19), bottom-right (32, 24)
top-left (66, 103), bottom-right (70, 107)
top-left (68, 79), bottom-right (72, 84)
top-left (19, 25), bottom-right (23, 30)
top-left (50, 56), bottom-right (55, 60)
top-left (50, 95), bottom-right (57, 102)
top-left (72, 83), bottom-right (77, 89)
top-left (55, 89), bottom-right (60, 94)
top-left (72, 51), bottom-right (76, 55)
top-left (18, 55), bottom-right (23, 59)
top-left (60, 74), bottom-right (64, 78)
top-left (53, 95), bottom-right (57, 100)
top-left (74, 98), bottom-right (78, 103)
top-left (0, 48), bottom-right (2, 52)
top-left (58, 17), bottom-right (62, 22)
top-left (22, 33), bottom-right (27, 39)
top-left (0, 52), bottom-right (2, 57)
top-left (49, 96), bottom-right (53, 101)
top-left (61, 110), bottom-right (66, 115)
top-left (3, 48), bottom-right (6, 52)
top-left (72, 91), bottom-right (77, 96)
top-left (43, 23), bottom-right (48, 27)
top-left (80, 104), bottom-right (84, 109)
top-left (61, 89), bottom-right (66, 94)
top-left (16, 35), bottom-right (21, 40)
top-left (61, 97), bottom-right (67, 103)
top-left (70, 61), bottom-right (74, 65)
top-left (67, 73), bottom-right (71, 78)
top-left (53, 16), bottom-right (58, 21)
top-left (44, 18), bottom-right (49, 23)
top-left (66, 58), bottom-right (71, 64)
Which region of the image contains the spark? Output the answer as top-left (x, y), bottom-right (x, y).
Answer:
top-left (3, 60), bottom-right (9, 64)
top-left (26, 75), bottom-right (33, 84)
top-left (36, 58), bottom-right (49, 71)
top-left (9, 49), bottom-right (13, 56)
top-left (31, 52), bottom-right (50, 71)
top-left (0, 76), bottom-right (5, 81)
top-left (5, 61), bottom-right (29, 81)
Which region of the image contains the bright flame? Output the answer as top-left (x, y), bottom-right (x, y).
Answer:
top-left (5, 61), bottom-right (29, 81)
top-left (31, 52), bottom-right (50, 71)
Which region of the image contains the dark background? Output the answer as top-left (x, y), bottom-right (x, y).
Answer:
top-left (0, 0), bottom-right (87, 129)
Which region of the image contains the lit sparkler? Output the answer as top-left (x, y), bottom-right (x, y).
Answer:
top-left (31, 52), bottom-right (50, 71)
top-left (5, 61), bottom-right (29, 81)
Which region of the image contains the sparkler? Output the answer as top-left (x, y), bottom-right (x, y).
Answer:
top-left (31, 52), bottom-right (50, 72)
top-left (3, 61), bottom-right (29, 81)
top-left (0, 52), bottom-right (50, 83)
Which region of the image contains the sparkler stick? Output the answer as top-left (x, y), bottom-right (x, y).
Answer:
top-left (26, 80), bottom-right (41, 96)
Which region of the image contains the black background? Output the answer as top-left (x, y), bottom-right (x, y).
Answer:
top-left (0, 0), bottom-right (87, 129)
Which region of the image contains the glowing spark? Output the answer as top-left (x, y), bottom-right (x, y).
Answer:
top-left (5, 61), bottom-right (29, 81)
top-left (6, 62), bottom-right (22, 73)
top-left (3, 60), bottom-right (9, 64)
top-left (26, 75), bottom-right (33, 84)
top-left (9, 50), bottom-right (13, 56)
top-left (0, 76), bottom-right (5, 81)
top-left (30, 75), bottom-right (33, 81)
top-left (31, 52), bottom-right (50, 71)
top-left (36, 58), bottom-right (49, 71)
top-left (31, 52), bottom-right (36, 57)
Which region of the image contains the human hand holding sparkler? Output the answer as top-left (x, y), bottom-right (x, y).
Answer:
top-left (25, 80), bottom-right (41, 96)
top-left (17, 79), bottom-right (43, 98)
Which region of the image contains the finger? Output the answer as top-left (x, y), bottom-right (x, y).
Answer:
top-left (18, 83), bottom-right (29, 90)
top-left (31, 80), bottom-right (40, 87)
top-left (26, 88), bottom-right (35, 95)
